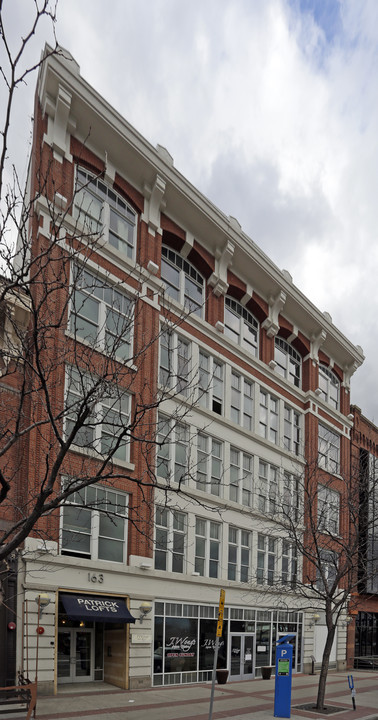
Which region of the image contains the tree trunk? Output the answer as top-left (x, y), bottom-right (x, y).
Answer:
top-left (315, 621), bottom-right (336, 710)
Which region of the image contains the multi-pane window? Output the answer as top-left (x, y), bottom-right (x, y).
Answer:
top-left (319, 365), bottom-right (339, 410)
top-left (230, 371), bottom-right (254, 430)
top-left (282, 541), bottom-right (297, 587)
top-left (258, 391), bottom-right (279, 444)
top-left (224, 297), bottom-right (259, 356)
top-left (318, 485), bottom-right (340, 534)
top-left (65, 367), bottom-right (130, 462)
top-left (228, 527), bottom-right (251, 582)
top-left (198, 351), bottom-right (223, 414)
top-left (257, 461), bottom-right (278, 514)
top-left (61, 484), bottom-right (128, 563)
top-left (70, 265), bottom-right (133, 361)
top-left (159, 330), bottom-right (191, 396)
top-left (274, 337), bottom-right (301, 387)
top-left (155, 506), bottom-right (186, 573)
top-left (195, 517), bottom-right (221, 578)
top-left (317, 549), bottom-right (338, 591)
top-left (161, 246), bottom-right (204, 316)
top-left (257, 534), bottom-right (276, 585)
top-left (156, 415), bottom-right (189, 485)
top-left (283, 405), bottom-right (301, 456)
top-left (230, 448), bottom-right (253, 507)
top-left (282, 472), bottom-right (300, 521)
top-left (74, 168), bottom-right (136, 258)
top-left (197, 434), bottom-right (223, 496)
top-left (318, 423), bottom-right (340, 474)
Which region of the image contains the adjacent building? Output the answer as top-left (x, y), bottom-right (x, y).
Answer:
top-left (0, 45), bottom-right (366, 693)
top-left (349, 407), bottom-right (378, 668)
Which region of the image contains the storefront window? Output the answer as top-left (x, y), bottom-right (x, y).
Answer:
top-left (164, 618), bottom-right (197, 673)
top-left (153, 602), bottom-right (303, 685)
top-left (255, 623), bottom-right (271, 667)
top-left (199, 619), bottom-right (227, 670)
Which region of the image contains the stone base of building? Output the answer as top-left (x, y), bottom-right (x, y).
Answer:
top-left (129, 675), bottom-right (151, 690)
top-left (337, 659), bottom-right (347, 671)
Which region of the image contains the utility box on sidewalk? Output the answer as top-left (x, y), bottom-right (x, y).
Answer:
top-left (274, 633), bottom-right (295, 718)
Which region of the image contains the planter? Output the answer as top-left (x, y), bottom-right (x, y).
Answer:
top-left (261, 666), bottom-right (273, 680)
top-left (216, 669), bottom-right (229, 684)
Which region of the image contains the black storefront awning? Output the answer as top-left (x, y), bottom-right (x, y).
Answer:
top-left (60, 593), bottom-right (136, 624)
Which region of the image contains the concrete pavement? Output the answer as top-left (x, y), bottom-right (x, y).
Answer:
top-left (5, 670), bottom-right (378, 720)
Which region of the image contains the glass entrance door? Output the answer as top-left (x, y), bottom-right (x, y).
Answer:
top-left (229, 634), bottom-right (255, 680)
top-left (58, 629), bottom-right (94, 683)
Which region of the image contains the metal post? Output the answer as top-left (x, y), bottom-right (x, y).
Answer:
top-left (208, 636), bottom-right (219, 720)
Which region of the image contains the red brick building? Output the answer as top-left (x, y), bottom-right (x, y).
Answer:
top-left (0, 45), bottom-right (366, 692)
top-left (348, 406), bottom-right (378, 669)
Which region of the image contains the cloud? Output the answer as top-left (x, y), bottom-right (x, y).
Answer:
top-left (1, 0), bottom-right (378, 420)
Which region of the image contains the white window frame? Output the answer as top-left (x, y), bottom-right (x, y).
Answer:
top-left (317, 549), bottom-right (338, 591)
top-left (318, 423), bottom-right (340, 474)
top-left (228, 526), bottom-right (251, 583)
top-left (159, 329), bottom-right (191, 396)
top-left (258, 390), bottom-right (279, 444)
top-left (257, 460), bottom-right (278, 514)
top-left (283, 404), bottom-right (301, 456)
top-left (257, 534), bottom-right (276, 586)
top-left (230, 448), bottom-right (253, 507)
top-left (224, 297), bottom-right (259, 356)
top-left (154, 506), bottom-right (187, 573)
top-left (65, 366), bottom-right (130, 463)
top-left (161, 246), bottom-right (204, 317)
top-left (198, 351), bottom-right (224, 415)
top-left (230, 370), bottom-right (254, 430)
top-left (70, 264), bottom-right (134, 361)
top-left (319, 364), bottom-right (339, 410)
top-left (60, 483), bottom-right (128, 563)
top-left (196, 433), bottom-right (223, 496)
top-left (318, 485), bottom-right (340, 535)
top-left (74, 167), bottom-right (137, 258)
top-left (282, 472), bottom-right (300, 522)
top-left (274, 337), bottom-right (301, 387)
top-left (281, 540), bottom-right (297, 587)
top-left (194, 517), bottom-right (221, 578)
top-left (156, 414), bottom-right (189, 485)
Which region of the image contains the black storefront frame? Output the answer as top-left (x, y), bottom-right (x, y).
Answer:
top-left (153, 601), bottom-right (303, 686)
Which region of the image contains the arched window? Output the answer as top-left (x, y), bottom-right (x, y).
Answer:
top-left (74, 168), bottom-right (137, 258)
top-left (319, 364), bottom-right (339, 410)
top-left (274, 337), bottom-right (301, 387)
top-left (224, 297), bottom-right (259, 356)
top-left (161, 246), bottom-right (204, 317)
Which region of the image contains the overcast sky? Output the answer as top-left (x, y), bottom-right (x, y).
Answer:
top-left (2, 0), bottom-right (378, 422)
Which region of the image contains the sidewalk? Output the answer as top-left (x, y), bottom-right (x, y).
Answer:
top-left (12, 670), bottom-right (378, 720)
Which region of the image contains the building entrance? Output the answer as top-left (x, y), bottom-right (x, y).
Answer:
top-left (58, 628), bottom-right (95, 683)
top-left (229, 633), bottom-right (255, 680)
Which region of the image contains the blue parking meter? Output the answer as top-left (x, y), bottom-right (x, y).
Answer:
top-left (274, 633), bottom-right (295, 718)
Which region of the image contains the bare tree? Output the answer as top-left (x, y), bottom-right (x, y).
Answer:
top-left (0, 2), bottom-right (209, 581)
top-left (256, 444), bottom-right (375, 711)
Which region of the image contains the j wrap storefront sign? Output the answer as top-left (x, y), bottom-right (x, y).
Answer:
top-left (60, 594), bottom-right (136, 623)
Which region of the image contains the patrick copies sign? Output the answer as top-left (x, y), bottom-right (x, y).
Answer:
top-left (60, 594), bottom-right (136, 623)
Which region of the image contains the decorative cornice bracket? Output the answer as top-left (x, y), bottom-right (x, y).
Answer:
top-left (142, 174), bottom-right (166, 236)
top-left (208, 240), bottom-right (234, 297)
top-left (262, 290), bottom-right (286, 338)
top-left (43, 84), bottom-right (74, 163)
top-left (309, 330), bottom-right (327, 363)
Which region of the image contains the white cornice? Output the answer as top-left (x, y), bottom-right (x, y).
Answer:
top-left (38, 44), bottom-right (365, 373)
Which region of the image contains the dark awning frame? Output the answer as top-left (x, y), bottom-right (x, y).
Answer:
top-left (60, 593), bottom-right (136, 624)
